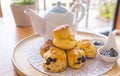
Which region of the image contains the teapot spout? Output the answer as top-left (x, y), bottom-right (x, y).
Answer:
top-left (24, 9), bottom-right (46, 36)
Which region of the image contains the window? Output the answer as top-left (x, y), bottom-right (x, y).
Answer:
top-left (77, 0), bottom-right (118, 34)
top-left (113, 0), bottom-right (120, 30)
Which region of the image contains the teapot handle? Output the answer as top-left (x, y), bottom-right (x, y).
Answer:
top-left (70, 3), bottom-right (85, 23)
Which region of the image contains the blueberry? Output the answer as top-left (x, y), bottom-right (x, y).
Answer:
top-left (52, 58), bottom-right (57, 62)
top-left (47, 57), bottom-right (53, 62)
top-left (45, 61), bottom-right (50, 65)
top-left (100, 52), bottom-right (104, 55)
top-left (110, 48), bottom-right (118, 57)
top-left (45, 57), bottom-right (52, 65)
top-left (93, 41), bottom-right (99, 45)
top-left (103, 52), bottom-right (106, 55)
top-left (93, 41), bottom-right (104, 46)
top-left (101, 48), bottom-right (118, 57)
top-left (81, 56), bottom-right (86, 63)
top-left (77, 57), bottom-right (82, 61)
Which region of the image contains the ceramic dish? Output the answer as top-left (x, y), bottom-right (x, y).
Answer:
top-left (97, 32), bottom-right (120, 62)
top-left (97, 46), bottom-right (119, 63)
top-left (11, 31), bottom-right (117, 76)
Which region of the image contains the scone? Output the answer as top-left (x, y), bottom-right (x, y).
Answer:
top-left (76, 39), bottom-right (91, 48)
top-left (42, 47), bottom-right (67, 72)
top-left (40, 39), bottom-right (53, 57)
top-left (66, 48), bottom-right (86, 69)
top-left (53, 24), bottom-right (76, 49)
top-left (76, 40), bottom-right (96, 58)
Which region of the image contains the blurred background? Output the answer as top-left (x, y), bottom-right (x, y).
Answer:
top-left (0, 0), bottom-right (118, 34)
top-left (37, 0), bottom-right (117, 34)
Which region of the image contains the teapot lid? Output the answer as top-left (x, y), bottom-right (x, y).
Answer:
top-left (49, 2), bottom-right (68, 13)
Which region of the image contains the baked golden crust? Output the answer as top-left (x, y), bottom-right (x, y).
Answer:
top-left (53, 37), bottom-right (76, 50)
top-left (40, 39), bottom-right (53, 57)
top-left (76, 40), bottom-right (96, 58)
top-left (53, 25), bottom-right (72, 38)
top-left (53, 24), bottom-right (76, 49)
top-left (67, 48), bottom-right (85, 69)
top-left (75, 39), bottom-right (91, 48)
top-left (42, 47), bottom-right (67, 72)
top-left (40, 25), bottom-right (97, 72)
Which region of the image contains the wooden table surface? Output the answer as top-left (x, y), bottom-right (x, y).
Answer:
top-left (0, 1), bottom-right (34, 76)
top-left (0, 0), bottom-right (120, 76)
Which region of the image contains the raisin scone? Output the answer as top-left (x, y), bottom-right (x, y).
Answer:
top-left (76, 40), bottom-right (96, 58)
top-left (53, 24), bottom-right (76, 50)
top-left (40, 39), bottom-right (53, 57)
top-left (42, 47), bottom-right (67, 72)
top-left (66, 48), bottom-right (86, 69)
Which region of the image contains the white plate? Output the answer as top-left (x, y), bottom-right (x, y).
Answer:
top-left (12, 31), bottom-right (114, 76)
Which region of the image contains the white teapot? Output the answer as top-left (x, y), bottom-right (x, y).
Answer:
top-left (25, 2), bottom-right (85, 40)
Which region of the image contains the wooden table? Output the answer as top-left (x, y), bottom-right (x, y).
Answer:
top-left (0, 0), bottom-right (120, 76)
top-left (0, 1), bottom-right (34, 76)
top-left (0, 25), bottom-right (34, 76)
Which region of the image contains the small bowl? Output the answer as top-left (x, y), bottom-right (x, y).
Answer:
top-left (97, 46), bottom-right (119, 63)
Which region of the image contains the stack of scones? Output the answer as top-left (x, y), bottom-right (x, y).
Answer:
top-left (40, 24), bottom-right (96, 72)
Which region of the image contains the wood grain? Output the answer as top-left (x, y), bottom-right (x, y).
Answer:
top-left (0, 0), bottom-right (34, 76)
top-left (0, 2), bottom-right (2, 17)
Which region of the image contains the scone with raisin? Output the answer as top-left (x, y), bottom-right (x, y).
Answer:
top-left (40, 39), bottom-right (53, 57)
top-left (42, 47), bottom-right (67, 72)
top-left (53, 24), bottom-right (76, 50)
top-left (66, 48), bottom-right (86, 69)
top-left (76, 40), bottom-right (96, 58)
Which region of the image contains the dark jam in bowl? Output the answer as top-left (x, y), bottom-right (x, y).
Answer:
top-left (100, 48), bottom-right (118, 57)
top-left (93, 40), bottom-right (104, 46)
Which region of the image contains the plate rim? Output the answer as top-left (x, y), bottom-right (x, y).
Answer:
top-left (11, 34), bottom-right (41, 76)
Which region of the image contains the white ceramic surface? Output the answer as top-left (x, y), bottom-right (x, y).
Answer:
top-left (97, 46), bottom-right (119, 63)
top-left (24, 3), bottom-right (85, 40)
top-left (97, 31), bottom-right (120, 62)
